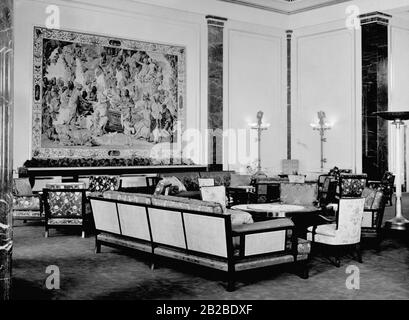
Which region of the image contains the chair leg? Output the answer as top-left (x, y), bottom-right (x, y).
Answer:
top-left (330, 247), bottom-right (341, 268)
top-left (95, 241), bottom-right (101, 254)
top-left (44, 225), bottom-right (49, 238)
top-left (355, 243), bottom-right (363, 263)
top-left (81, 230), bottom-right (86, 238)
top-left (296, 260), bottom-right (309, 279)
top-left (227, 273), bottom-right (235, 292)
top-left (150, 252), bottom-right (156, 270)
top-left (326, 255), bottom-right (340, 267)
top-left (374, 229), bottom-right (384, 253)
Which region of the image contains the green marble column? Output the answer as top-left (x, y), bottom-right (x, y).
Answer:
top-left (206, 16), bottom-right (226, 170)
top-left (360, 12), bottom-right (390, 180)
top-left (0, 0), bottom-right (13, 301)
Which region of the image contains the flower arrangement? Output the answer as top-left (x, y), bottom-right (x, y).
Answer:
top-left (22, 157), bottom-right (196, 168)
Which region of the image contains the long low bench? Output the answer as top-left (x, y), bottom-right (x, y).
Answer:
top-left (89, 191), bottom-right (311, 291)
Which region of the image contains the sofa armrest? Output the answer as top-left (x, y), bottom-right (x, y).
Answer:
top-left (232, 218), bottom-right (294, 235)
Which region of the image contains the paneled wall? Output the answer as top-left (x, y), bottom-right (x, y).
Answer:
top-left (224, 21), bottom-right (286, 174)
top-left (390, 19), bottom-right (409, 188)
top-left (13, 0), bottom-right (409, 176)
top-left (14, 0), bottom-right (206, 168)
top-left (291, 21), bottom-right (361, 174)
top-left (13, 0), bottom-right (288, 171)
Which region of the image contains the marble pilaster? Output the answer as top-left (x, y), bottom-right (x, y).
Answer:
top-left (361, 12), bottom-right (390, 180)
top-left (286, 30), bottom-right (292, 160)
top-left (0, 0), bottom-right (13, 301)
top-left (207, 16), bottom-right (226, 170)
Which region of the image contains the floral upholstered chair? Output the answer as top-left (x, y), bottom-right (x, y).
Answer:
top-left (361, 187), bottom-right (386, 250)
top-left (307, 197), bottom-right (365, 267)
top-left (43, 182), bottom-right (88, 238)
top-left (368, 171), bottom-right (395, 206)
top-left (12, 178), bottom-right (43, 222)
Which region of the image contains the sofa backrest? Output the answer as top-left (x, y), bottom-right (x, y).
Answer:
top-left (90, 195), bottom-right (231, 258)
top-left (151, 194), bottom-right (223, 214)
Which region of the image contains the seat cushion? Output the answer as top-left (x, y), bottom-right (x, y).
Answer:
top-left (47, 218), bottom-right (83, 225)
top-left (13, 210), bottom-right (43, 218)
top-left (13, 196), bottom-right (40, 211)
top-left (307, 231), bottom-right (344, 245)
top-left (307, 223), bottom-right (337, 237)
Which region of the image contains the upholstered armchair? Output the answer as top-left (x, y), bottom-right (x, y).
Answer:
top-left (12, 178), bottom-right (43, 222)
top-left (307, 197), bottom-right (365, 267)
top-left (43, 182), bottom-right (88, 238)
top-left (361, 187), bottom-right (386, 250)
top-left (368, 171), bottom-right (395, 206)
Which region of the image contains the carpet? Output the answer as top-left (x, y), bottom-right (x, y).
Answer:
top-left (10, 195), bottom-right (409, 300)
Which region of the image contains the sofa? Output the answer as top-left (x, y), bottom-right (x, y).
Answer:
top-left (89, 191), bottom-right (311, 291)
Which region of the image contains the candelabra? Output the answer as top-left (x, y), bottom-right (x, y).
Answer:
top-left (249, 111), bottom-right (270, 178)
top-left (374, 111), bottom-right (409, 231)
top-left (310, 111), bottom-right (332, 171)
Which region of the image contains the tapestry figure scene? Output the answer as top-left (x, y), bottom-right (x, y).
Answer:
top-left (32, 27), bottom-right (185, 159)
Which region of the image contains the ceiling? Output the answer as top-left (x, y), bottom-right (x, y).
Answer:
top-left (217, 0), bottom-right (352, 14)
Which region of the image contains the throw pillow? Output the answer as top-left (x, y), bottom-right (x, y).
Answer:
top-left (161, 176), bottom-right (187, 192)
top-left (153, 180), bottom-right (172, 196)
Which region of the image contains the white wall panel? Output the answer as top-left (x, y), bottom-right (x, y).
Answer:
top-left (390, 24), bottom-right (409, 187)
top-left (225, 26), bottom-right (286, 174)
top-left (293, 24), bottom-right (359, 174)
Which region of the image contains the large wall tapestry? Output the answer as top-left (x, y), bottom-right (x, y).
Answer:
top-left (32, 27), bottom-right (185, 160)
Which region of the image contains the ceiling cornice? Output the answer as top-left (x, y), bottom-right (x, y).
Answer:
top-left (218, 0), bottom-right (352, 15)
